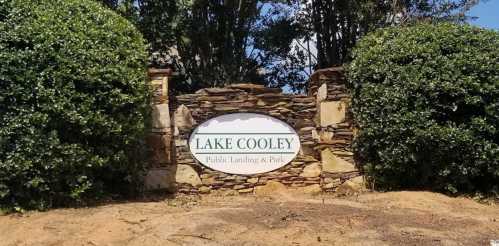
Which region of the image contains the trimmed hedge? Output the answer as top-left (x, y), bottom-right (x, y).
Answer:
top-left (0, 0), bottom-right (149, 210)
top-left (347, 23), bottom-right (499, 194)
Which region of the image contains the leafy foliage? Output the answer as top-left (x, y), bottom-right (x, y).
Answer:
top-left (174, 1), bottom-right (308, 90)
top-left (99, 0), bottom-right (310, 92)
top-left (99, 0), bottom-right (481, 91)
top-left (296, 0), bottom-right (479, 68)
top-left (348, 23), bottom-right (499, 194)
top-left (0, 0), bottom-right (149, 210)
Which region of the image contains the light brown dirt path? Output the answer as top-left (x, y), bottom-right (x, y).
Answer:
top-left (0, 191), bottom-right (498, 246)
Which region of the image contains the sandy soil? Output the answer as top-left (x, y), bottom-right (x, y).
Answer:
top-left (0, 191), bottom-right (498, 246)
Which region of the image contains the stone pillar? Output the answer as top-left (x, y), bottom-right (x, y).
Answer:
top-left (144, 68), bottom-right (175, 191)
top-left (308, 67), bottom-right (359, 192)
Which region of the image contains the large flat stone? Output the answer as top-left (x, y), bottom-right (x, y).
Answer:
top-left (320, 101), bottom-right (346, 127)
top-left (174, 104), bottom-right (196, 130)
top-left (227, 83), bottom-right (265, 90)
top-left (199, 186), bottom-right (211, 194)
top-left (227, 83), bottom-right (281, 93)
top-left (247, 177), bottom-right (259, 184)
top-left (255, 181), bottom-right (287, 196)
top-left (300, 162), bottom-right (322, 178)
top-left (336, 176), bottom-right (366, 196)
top-left (144, 168), bottom-right (175, 191)
top-left (146, 134), bottom-right (171, 165)
top-left (202, 177), bottom-right (218, 185)
top-left (152, 104), bottom-right (170, 129)
top-left (175, 164), bottom-right (202, 187)
top-left (321, 148), bottom-right (356, 173)
top-left (196, 88), bottom-right (242, 95)
top-left (238, 188), bottom-right (255, 194)
top-left (299, 184), bottom-right (322, 195)
top-left (316, 83), bottom-right (328, 103)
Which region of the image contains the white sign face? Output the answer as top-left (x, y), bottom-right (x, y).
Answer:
top-left (189, 113), bottom-right (301, 175)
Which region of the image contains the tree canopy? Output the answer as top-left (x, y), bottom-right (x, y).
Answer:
top-left (298, 0), bottom-right (480, 68)
top-left (99, 0), bottom-right (481, 91)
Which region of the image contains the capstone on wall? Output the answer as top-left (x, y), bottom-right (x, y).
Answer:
top-left (146, 67), bottom-right (359, 194)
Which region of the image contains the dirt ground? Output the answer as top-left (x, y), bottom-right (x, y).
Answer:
top-left (0, 191), bottom-right (498, 246)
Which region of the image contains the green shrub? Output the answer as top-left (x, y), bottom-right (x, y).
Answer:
top-left (0, 0), bottom-right (149, 210)
top-left (347, 23), bottom-right (499, 194)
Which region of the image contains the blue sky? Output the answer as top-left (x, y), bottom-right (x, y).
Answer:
top-left (468, 0), bottom-right (499, 29)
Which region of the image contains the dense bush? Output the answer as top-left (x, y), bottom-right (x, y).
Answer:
top-left (0, 0), bottom-right (149, 210)
top-left (347, 23), bottom-right (498, 194)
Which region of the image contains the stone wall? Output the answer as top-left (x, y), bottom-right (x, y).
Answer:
top-left (160, 67), bottom-right (359, 194)
top-left (143, 67), bottom-right (358, 193)
top-left (173, 84), bottom-right (320, 194)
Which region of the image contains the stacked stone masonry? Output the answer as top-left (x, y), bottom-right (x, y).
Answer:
top-left (146, 67), bottom-right (360, 194)
top-left (144, 69), bottom-right (174, 190)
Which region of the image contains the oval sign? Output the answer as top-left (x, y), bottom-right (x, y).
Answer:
top-left (189, 113), bottom-right (301, 175)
